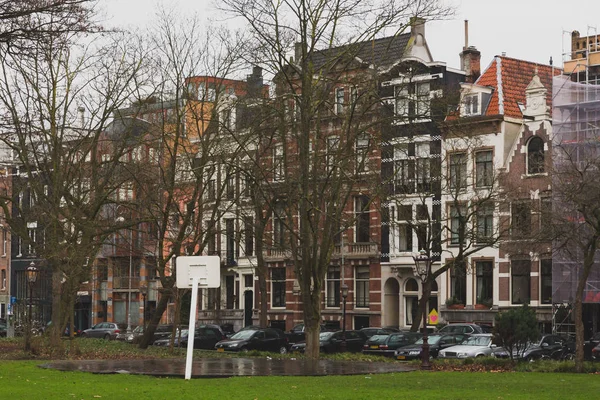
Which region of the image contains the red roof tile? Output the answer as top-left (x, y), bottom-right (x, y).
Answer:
top-left (475, 56), bottom-right (561, 118)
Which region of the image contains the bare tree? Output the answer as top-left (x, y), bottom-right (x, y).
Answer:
top-left (221, 0), bottom-right (452, 359)
top-left (0, 0), bottom-right (98, 52)
top-left (127, 8), bottom-right (255, 349)
top-left (552, 140), bottom-right (600, 371)
top-left (550, 75), bottom-right (600, 372)
top-left (0, 30), bottom-right (144, 349)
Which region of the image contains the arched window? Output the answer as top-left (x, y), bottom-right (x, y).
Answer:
top-left (405, 278), bottom-right (419, 292)
top-left (431, 280), bottom-right (438, 292)
top-left (527, 136), bottom-right (545, 174)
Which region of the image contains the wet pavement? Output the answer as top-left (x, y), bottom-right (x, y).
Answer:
top-left (40, 357), bottom-right (417, 378)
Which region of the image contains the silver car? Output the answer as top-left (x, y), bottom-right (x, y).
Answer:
top-left (81, 322), bottom-right (127, 340)
top-left (438, 334), bottom-right (497, 359)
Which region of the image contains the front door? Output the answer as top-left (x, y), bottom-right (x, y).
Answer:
top-left (244, 290), bottom-right (253, 327)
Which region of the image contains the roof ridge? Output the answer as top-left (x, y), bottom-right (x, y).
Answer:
top-left (496, 57), bottom-right (504, 115)
top-left (313, 32), bottom-right (411, 55)
top-left (493, 55), bottom-right (560, 70)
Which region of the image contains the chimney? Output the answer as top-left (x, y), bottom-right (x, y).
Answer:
top-left (459, 20), bottom-right (481, 83)
top-left (78, 106), bottom-right (85, 128)
top-left (246, 65), bottom-right (263, 98)
top-left (410, 17), bottom-right (426, 38)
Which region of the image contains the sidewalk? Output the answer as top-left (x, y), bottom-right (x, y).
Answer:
top-left (41, 357), bottom-right (417, 378)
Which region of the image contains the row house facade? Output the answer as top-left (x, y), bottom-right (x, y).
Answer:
top-left (439, 55), bottom-right (559, 331)
top-left (88, 71), bottom-right (268, 330)
top-left (11, 23), bottom-right (598, 338)
top-left (379, 22), bottom-right (474, 330)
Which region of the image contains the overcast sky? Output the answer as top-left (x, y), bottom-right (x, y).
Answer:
top-left (101, 0), bottom-right (600, 72)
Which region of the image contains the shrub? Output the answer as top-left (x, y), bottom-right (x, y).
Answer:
top-left (494, 305), bottom-right (538, 361)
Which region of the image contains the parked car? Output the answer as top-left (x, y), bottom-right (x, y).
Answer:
top-left (359, 327), bottom-right (399, 339)
top-left (286, 323), bottom-right (329, 344)
top-left (290, 330), bottom-right (367, 354)
top-left (438, 334), bottom-right (497, 359)
top-left (362, 332), bottom-right (422, 357)
top-left (395, 333), bottom-right (468, 361)
top-left (592, 342), bottom-right (600, 361)
top-left (584, 332), bottom-right (600, 360)
top-left (122, 325), bottom-right (171, 344)
top-left (153, 325), bottom-right (225, 349)
top-left (80, 322), bottom-right (126, 340)
top-left (492, 334), bottom-right (571, 361)
top-left (437, 323), bottom-right (485, 335)
top-left (215, 328), bottom-right (288, 354)
top-left (116, 325), bottom-right (143, 342)
top-left (153, 328), bottom-right (189, 348)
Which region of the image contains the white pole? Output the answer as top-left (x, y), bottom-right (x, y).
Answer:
top-left (184, 277), bottom-right (199, 380)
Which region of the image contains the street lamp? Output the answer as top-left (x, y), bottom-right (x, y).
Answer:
top-left (25, 262), bottom-right (38, 352)
top-left (340, 283), bottom-right (349, 352)
top-left (139, 283), bottom-right (147, 328)
top-left (412, 249), bottom-right (432, 370)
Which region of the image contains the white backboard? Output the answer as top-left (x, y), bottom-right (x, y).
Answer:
top-left (176, 256), bottom-right (221, 289)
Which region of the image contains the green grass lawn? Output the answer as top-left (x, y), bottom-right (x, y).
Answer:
top-left (1, 360), bottom-right (599, 400)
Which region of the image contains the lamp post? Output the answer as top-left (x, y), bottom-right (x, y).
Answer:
top-left (139, 283), bottom-right (147, 328)
top-left (25, 262), bottom-right (38, 352)
top-left (412, 249), bottom-right (432, 370)
top-left (340, 283), bottom-right (348, 352)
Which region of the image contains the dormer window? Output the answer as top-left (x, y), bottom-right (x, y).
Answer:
top-left (463, 94), bottom-right (479, 116)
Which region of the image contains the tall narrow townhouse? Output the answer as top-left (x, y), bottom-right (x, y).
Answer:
top-left (440, 55), bottom-right (559, 329)
top-left (379, 26), bottom-right (474, 330)
top-left (259, 19), bottom-right (468, 332)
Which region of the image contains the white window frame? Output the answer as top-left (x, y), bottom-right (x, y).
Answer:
top-left (273, 144), bottom-right (284, 181)
top-left (463, 93), bottom-right (480, 116)
top-left (355, 134), bottom-right (370, 173)
top-left (335, 87), bottom-right (345, 114)
top-left (325, 266), bottom-right (341, 308)
top-left (355, 266), bottom-right (370, 308)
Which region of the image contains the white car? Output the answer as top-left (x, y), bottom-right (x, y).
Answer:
top-left (438, 334), bottom-right (497, 359)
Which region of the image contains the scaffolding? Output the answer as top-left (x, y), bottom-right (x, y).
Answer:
top-left (552, 75), bottom-right (600, 309)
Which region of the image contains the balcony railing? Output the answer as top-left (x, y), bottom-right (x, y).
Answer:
top-left (112, 276), bottom-right (141, 289)
top-left (332, 242), bottom-right (379, 258)
top-left (264, 247), bottom-right (292, 261)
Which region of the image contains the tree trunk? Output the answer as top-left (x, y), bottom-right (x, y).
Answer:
top-left (50, 267), bottom-right (64, 349)
top-left (410, 279), bottom-right (432, 332)
top-left (138, 282), bottom-right (174, 349)
top-left (302, 288), bottom-right (321, 360)
top-left (574, 247), bottom-right (595, 372)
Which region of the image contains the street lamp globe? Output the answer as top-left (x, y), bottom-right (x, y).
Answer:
top-left (412, 249), bottom-right (430, 281)
top-left (26, 262), bottom-right (38, 284)
top-left (341, 283), bottom-right (349, 299)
